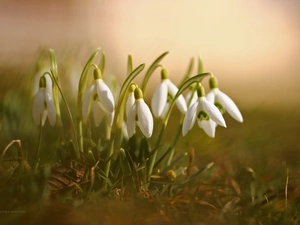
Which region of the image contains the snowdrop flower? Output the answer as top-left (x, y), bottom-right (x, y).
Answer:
top-left (182, 84), bottom-right (226, 138)
top-left (206, 76), bottom-right (243, 123)
top-left (82, 68), bottom-right (115, 126)
top-left (151, 68), bottom-right (187, 118)
top-left (127, 87), bottom-right (153, 138)
top-left (32, 76), bottom-right (56, 126)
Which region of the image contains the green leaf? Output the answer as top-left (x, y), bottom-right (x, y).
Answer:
top-left (49, 49), bottom-right (58, 80)
top-left (141, 51), bottom-right (169, 93)
top-left (119, 148), bottom-right (132, 177)
top-left (77, 48), bottom-right (101, 118)
top-left (127, 54), bottom-right (133, 77)
top-left (113, 63), bottom-right (145, 129)
top-left (198, 54), bottom-right (203, 74)
top-left (99, 51), bottom-right (106, 75)
top-left (179, 57), bottom-right (194, 86)
top-left (49, 49), bottom-right (62, 126)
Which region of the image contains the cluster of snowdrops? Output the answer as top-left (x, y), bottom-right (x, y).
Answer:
top-left (31, 49), bottom-right (243, 186)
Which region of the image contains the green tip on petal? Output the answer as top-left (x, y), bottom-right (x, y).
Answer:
top-left (93, 68), bottom-right (102, 80)
top-left (129, 83), bottom-right (136, 93)
top-left (161, 68), bottom-right (169, 80)
top-left (196, 83), bottom-right (205, 97)
top-left (209, 76), bottom-right (218, 89)
top-left (134, 87), bottom-right (143, 99)
top-left (39, 76), bottom-right (46, 88)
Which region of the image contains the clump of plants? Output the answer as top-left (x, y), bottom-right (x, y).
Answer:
top-left (2, 48), bottom-right (274, 225)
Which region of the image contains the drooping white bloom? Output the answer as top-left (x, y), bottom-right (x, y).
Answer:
top-left (182, 84), bottom-right (226, 138)
top-left (151, 68), bottom-right (187, 118)
top-left (32, 76), bottom-right (56, 126)
top-left (206, 76), bottom-right (243, 123)
top-left (127, 87), bottom-right (153, 138)
top-left (82, 68), bottom-right (115, 126)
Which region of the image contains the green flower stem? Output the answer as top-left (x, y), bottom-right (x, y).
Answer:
top-left (77, 48), bottom-right (101, 153)
top-left (103, 64), bottom-right (145, 189)
top-left (147, 72), bottom-right (212, 181)
top-left (48, 71), bottom-right (80, 160)
top-left (49, 49), bottom-right (62, 127)
top-left (147, 123), bottom-right (165, 180)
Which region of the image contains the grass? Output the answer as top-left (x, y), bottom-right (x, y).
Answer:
top-left (0, 61), bottom-right (300, 225)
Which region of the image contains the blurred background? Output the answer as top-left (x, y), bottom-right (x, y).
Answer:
top-left (1, 3), bottom-right (300, 223)
top-left (1, 0), bottom-right (300, 109)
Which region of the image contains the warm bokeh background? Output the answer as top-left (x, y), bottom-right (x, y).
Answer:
top-left (1, 0), bottom-right (300, 109)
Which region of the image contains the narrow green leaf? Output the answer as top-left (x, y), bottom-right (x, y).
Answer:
top-left (179, 57), bottom-right (195, 86)
top-left (99, 51), bottom-right (106, 75)
top-left (49, 49), bottom-right (58, 79)
top-left (49, 49), bottom-right (62, 126)
top-left (127, 54), bottom-right (133, 77)
top-left (77, 48), bottom-right (101, 118)
top-left (141, 51), bottom-right (169, 93)
top-left (113, 63), bottom-right (145, 129)
top-left (119, 148), bottom-right (132, 177)
top-left (198, 54), bottom-right (203, 74)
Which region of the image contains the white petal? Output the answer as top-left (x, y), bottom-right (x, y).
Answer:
top-left (198, 119), bottom-right (216, 138)
top-left (166, 80), bottom-right (187, 114)
top-left (160, 102), bottom-right (170, 119)
top-left (32, 89), bottom-right (45, 126)
top-left (206, 90), bottom-right (215, 103)
top-left (127, 104), bottom-right (136, 138)
top-left (41, 110), bottom-right (47, 126)
top-left (96, 79), bottom-right (115, 113)
top-left (218, 91), bottom-right (243, 123)
top-left (182, 101), bottom-right (198, 136)
top-left (201, 98), bottom-right (226, 127)
top-left (92, 101), bottom-right (105, 126)
top-left (106, 111), bottom-right (114, 127)
top-left (151, 82), bottom-right (168, 118)
top-left (45, 91), bottom-right (56, 126)
top-left (82, 84), bottom-right (95, 121)
top-left (137, 99), bottom-right (153, 138)
top-left (122, 121), bottom-right (129, 140)
top-left (126, 92), bottom-right (135, 118)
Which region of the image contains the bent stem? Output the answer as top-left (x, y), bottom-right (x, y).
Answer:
top-left (48, 71), bottom-right (81, 160)
top-left (147, 72), bottom-right (211, 182)
top-left (77, 48), bottom-right (101, 153)
top-left (103, 64), bottom-right (145, 190)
